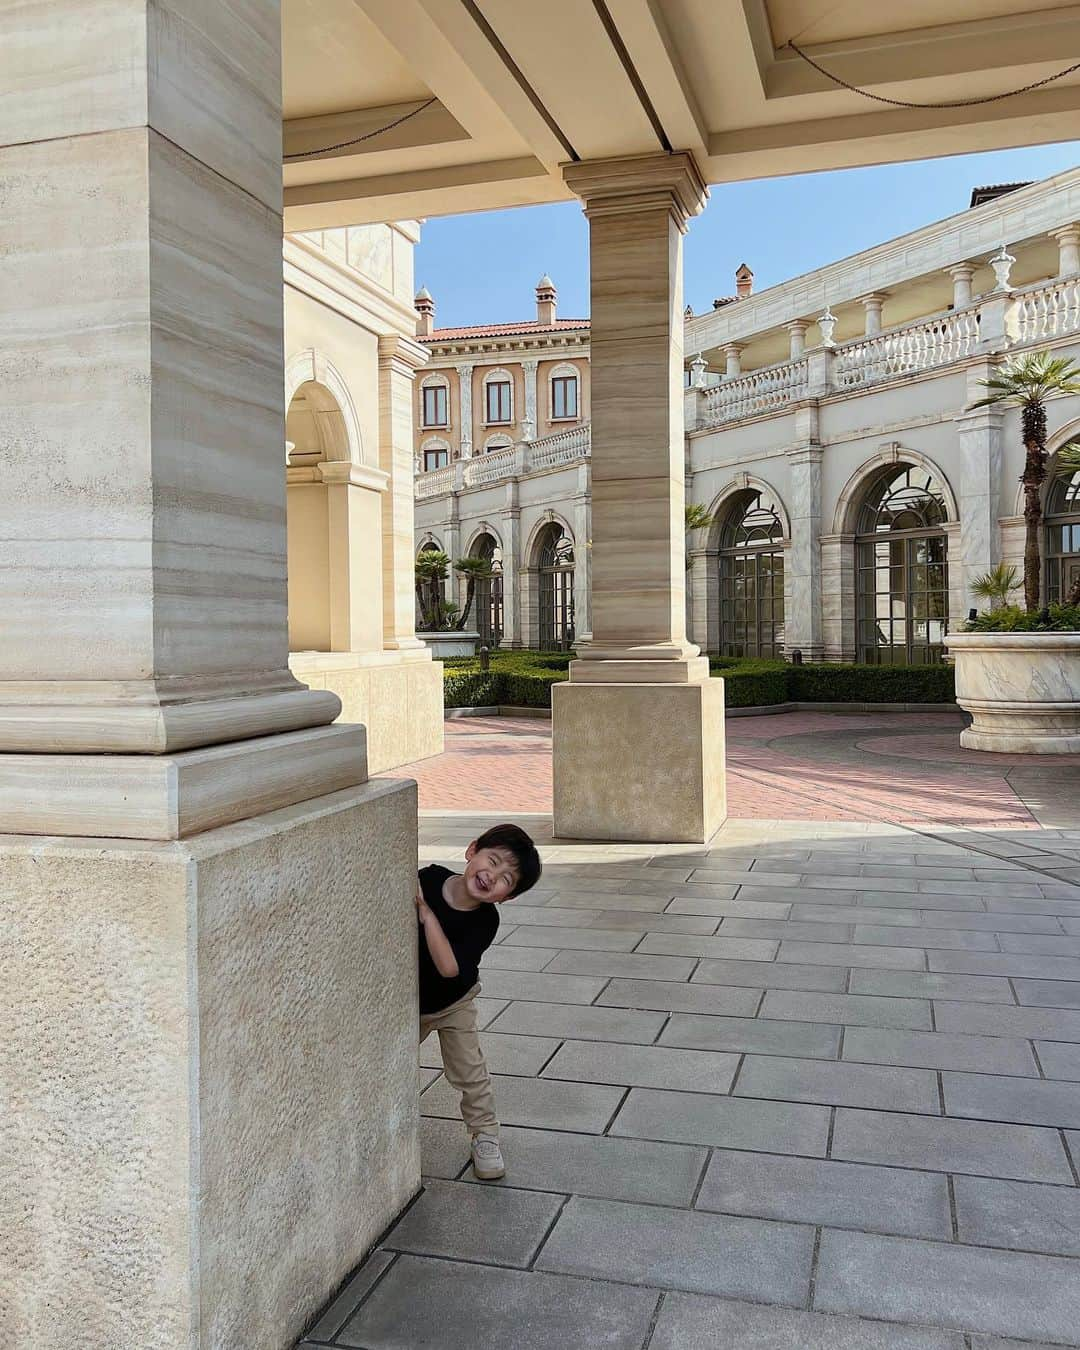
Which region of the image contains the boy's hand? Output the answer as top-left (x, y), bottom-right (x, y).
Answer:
top-left (415, 887), bottom-right (432, 925)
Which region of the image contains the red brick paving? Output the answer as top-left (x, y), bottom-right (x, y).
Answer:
top-left (382, 710), bottom-right (1053, 829)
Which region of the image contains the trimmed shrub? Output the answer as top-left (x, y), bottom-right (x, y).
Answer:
top-left (787, 661), bottom-right (955, 704)
top-left (965, 602), bottom-right (1080, 633)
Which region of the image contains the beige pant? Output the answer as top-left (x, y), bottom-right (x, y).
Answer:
top-left (419, 984), bottom-right (498, 1135)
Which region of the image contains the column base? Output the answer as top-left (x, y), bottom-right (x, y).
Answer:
top-left (0, 779), bottom-right (420, 1350)
top-left (552, 676), bottom-right (726, 842)
top-left (290, 649), bottom-right (444, 772)
top-left (0, 723), bottom-right (367, 839)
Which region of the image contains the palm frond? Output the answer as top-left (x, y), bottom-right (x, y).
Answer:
top-left (685, 503), bottom-right (716, 532)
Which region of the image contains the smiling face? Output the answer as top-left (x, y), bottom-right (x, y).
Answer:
top-left (462, 840), bottom-right (520, 904)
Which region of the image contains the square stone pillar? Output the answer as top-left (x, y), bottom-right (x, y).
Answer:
top-left (0, 6), bottom-right (419, 1345)
top-left (955, 365), bottom-right (1006, 611)
top-left (554, 155), bottom-right (725, 843)
top-left (785, 442), bottom-right (825, 660)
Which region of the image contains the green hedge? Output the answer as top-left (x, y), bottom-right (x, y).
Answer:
top-left (965, 602), bottom-right (1080, 632)
top-left (442, 650), bottom-right (954, 710)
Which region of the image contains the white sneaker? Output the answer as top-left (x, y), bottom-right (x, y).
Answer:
top-left (471, 1132), bottom-right (505, 1180)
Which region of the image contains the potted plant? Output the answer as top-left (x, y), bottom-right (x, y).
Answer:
top-left (414, 548), bottom-right (488, 657)
top-left (946, 351), bottom-right (1080, 753)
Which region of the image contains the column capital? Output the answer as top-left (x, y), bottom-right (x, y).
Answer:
top-left (562, 153), bottom-right (708, 231)
top-left (945, 261), bottom-right (977, 279)
top-left (454, 359), bottom-right (475, 375)
top-left (858, 291), bottom-right (889, 306)
top-left (787, 444), bottom-right (824, 465)
top-left (377, 332), bottom-right (429, 375)
top-left (1049, 223), bottom-right (1080, 245)
top-left (783, 318), bottom-right (811, 334)
top-left (521, 357), bottom-right (539, 372)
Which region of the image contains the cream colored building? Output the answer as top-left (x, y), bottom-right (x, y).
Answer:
top-left (416, 171), bottom-right (1080, 666)
top-left (283, 224), bottom-right (442, 771)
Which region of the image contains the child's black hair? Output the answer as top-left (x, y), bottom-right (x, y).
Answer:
top-left (474, 823), bottom-right (542, 897)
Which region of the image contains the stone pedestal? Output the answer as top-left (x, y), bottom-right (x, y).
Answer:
top-left (556, 154), bottom-right (724, 842)
top-left (0, 781), bottom-right (419, 1350)
top-left (948, 633), bottom-right (1080, 753)
top-left (553, 678), bottom-right (726, 842)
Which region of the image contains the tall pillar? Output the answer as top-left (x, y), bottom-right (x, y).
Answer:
top-left (572, 462), bottom-right (592, 639)
top-left (379, 335), bottom-right (430, 651)
top-left (554, 154), bottom-right (724, 843)
top-left (955, 363), bottom-right (1006, 609)
top-left (522, 358), bottom-right (539, 441)
top-left (947, 263), bottom-right (976, 309)
top-left (457, 361), bottom-right (474, 457)
top-left (1051, 225), bottom-right (1080, 277)
top-left (786, 439), bottom-right (825, 660)
top-left (0, 6), bottom-right (418, 1346)
top-left (859, 292), bottom-right (888, 336)
top-left (723, 344), bottom-right (743, 378)
top-left (501, 484), bottom-right (523, 648)
top-left (784, 320), bottom-right (810, 359)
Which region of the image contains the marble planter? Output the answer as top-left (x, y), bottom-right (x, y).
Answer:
top-left (418, 630), bottom-right (480, 659)
top-left (947, 632), bottom-right (1080, 753)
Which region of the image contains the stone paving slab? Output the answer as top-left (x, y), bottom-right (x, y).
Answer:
top-left (421, 1031), bottom-right (560, 1077)
top-left (715, 917), bottom-right (855, 942)
top-left (472, 970), bottom-right (609, 1004)
top-left (381, 1178), bottom-right (564, 1267)
top-left (419, 1117), bottom-right (470, 1179)
top-left (639, 932), bottom-right (780, 961)
top-left (943, 1071), bottom-right (1080, 1129)
top-left (928, 951), bottom-right (1080, 979)
top-left (336, 1254), bottom-right (660, 1350)
top-left (696, 1147), bottom-right (952, 1239)
top-left (665, 896), bottom-right (793, 919)
top-left (1014, 977), bottom-right (1080, 1007)
top-left (842, 1027), bottom-right (1040, 1075)
top-left (936, 1000), bottom-right (1080, 1041)
top-left (854, 923), bottom-right (1001, 951)
top-left (1036, 1040), bottom-right (1080, 1080)
top-left (847, 969), bottom-right (1014, 1002)
top-left (691, 956), bottom-right (848, 992)
top-left (535, 1195), bottom-right (814, 1305)
top-left (462, 1125), bottom-right (707, 1207)
top-left (659, 1012), bottom-right (841, 1060)
top-left (480, 944), bottom-right (560, 971)
top-left (814, 1229), bottom-right (1080, 1343)
top-left (485, 1000), bottom-right (667, 1045)
top-left (541, 1039), bottom-right (739, 1094)
top-left (648, 1292), bottom-right (965, 1350)
top-left (421, 1073), bottom-right (624, 1134)
top-left (558, 909), bottom-right (722, 935)
top-left (831, 1108), bottom-right (1074, 1182)
top-left (759, 989), bottom-right (933, 1029)
top-left (543, 949), bottom-right (697, 981)
top-left (595, 976), bottom-right (762, 1016)
top-left (778, 939), bottom-right (927, 969)
top-left (610, 1086), bottom-right (831, 1155)
top-left (997, 935), bottom-right (1080, 956)
top-left (954, 1175), bottom-right (1080, 1256)
top-left (304, 1249), bottom-right (396, 1343)
top-left (503, 925), bottom-right (644, 952)
top-left (735, 1054), bottom-right (940, 1113)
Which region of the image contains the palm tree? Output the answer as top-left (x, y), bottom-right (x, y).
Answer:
top-left (972, 353), bottom-right (1080, 611)
top-left (685, 503), bottom-right (717, 570)
top-left (970, 562), bottom-right (1020, 609)
top-left (415, 547), bottom-right (450, 630)
top-left (452, 555), bottom-right (494, 631)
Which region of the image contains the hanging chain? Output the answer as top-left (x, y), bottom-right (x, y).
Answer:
top-left (786, 39), bottom-right (1080, 109)
top-left (285, 97), bottom-right (438, 160)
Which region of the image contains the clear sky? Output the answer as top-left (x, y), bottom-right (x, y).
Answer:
top-left (414, 140), bottom-right (1080, 329)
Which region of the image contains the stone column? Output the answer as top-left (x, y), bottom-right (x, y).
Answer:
top-left (501, 486), bottom-right (523, 647)
top-left (457, 361), bottom-right (474, 457)
top-left (955, 363), bottom-right (1006, 610)
top-left (723, 344), bottom-right (743, 378)
top-left (554, 154), bottom-right (724, 842)
top-left (572, 463), bottom-right (592, 639)
top-left (0, 6), bottom-right (418, 1345)
top-left (784, 320), bottom-right (810, 359)
top-left (947, 263), bottom-right (976, 309)
top-left (379, 335), bottom-right (430, 651)
top-left (1051, 225), bottom-right (1080, 277)
top-left (820, 534), bottom-right (858, 661)
top-left (786, 440), bottom-right (825, 660)
top-left (522, 358), bottom-right (538, 441)
top-left (689, 549), bottom-right (720, 653)
top-left (859, 292), bottom-right (888, 336)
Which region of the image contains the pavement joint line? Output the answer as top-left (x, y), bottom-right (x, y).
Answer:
top-left (1008, 976), bottom-right (1021, 1006)
top-left (825, 1106), bottom-right (836, 1159)
top-left (929, 1000), bottom-right (938, 1031)
top-left (689, 1149), bottom-right (712, 1209)
top-left (601, 1085), bottom-right (632, 1136)
top-left (527, 1191), bottom-right (572, 1271)
top-left (1062, 1130), bottom-right (1080, 1187)
top-left (805, 1225), bottom-right (823, 1310)
top-left (640, 1290), bottom-right (665, 1350)
top-left (727, 1052), bottom-right (748, 1097)
top-left (935, 1070), bottom-right (946, 1117)
top-left (1031, 1042), bottom-right (1048, 1081)
top-left (947, 1174), bottom-right (960, 1241)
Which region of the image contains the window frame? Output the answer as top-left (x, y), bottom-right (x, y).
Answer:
top-left (483, 372), bottom-right (514, 426)
top-left (420, 381), bottom-right (449, 430)
top-left (551, 373), bottom-right (579, 421)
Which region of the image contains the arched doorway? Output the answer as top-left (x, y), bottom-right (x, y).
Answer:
top-left (855, 463), bottom-right (949, 664)
top-left (471, 533), bottom-right (504, 647)
top-left (717, 490), bottom-right (785, 657)
top-left (536, 523), bottom-right (575, 651)
top-left (1047, 458), bottom-right (1080, 603)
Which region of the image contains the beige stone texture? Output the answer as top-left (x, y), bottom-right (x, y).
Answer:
top-left (948, 633), bottom-right (1080, 753)
top-left (291, 653), bottom-right (444, 773)
top-left (552, 677), bottom-right (726, 842)
top-left (0, 779), bottom-right (419, 1350)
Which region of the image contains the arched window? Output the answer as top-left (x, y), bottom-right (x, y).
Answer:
top-left (420, 437), bottom-right (450, 472)
top-left (471, 533), bottom-right (504, 647)
top-left (549, 363), bottom-right (580, 421)
top-left (483, 434), bottom-right (513, 455)
top-left (537, 523), bottom-right (575, 651)
top-left (718, 490), bottom-right (785, 658)
top-left (1047, 459), bottom-right (1080, 603)
top-left (855, 464), bottom-right (949, 665)
top-left (420, 374), bottom-right (449, 430)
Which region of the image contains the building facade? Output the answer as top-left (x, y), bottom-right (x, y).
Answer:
top-left (415, 168), bottom-right (1080, 663)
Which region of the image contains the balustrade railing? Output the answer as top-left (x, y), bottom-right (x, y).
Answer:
top-left (1014, 275), bottom-right (1080, 344)
top-left (529, 423), bottom-right (591, 469)
top-left (414, 424), bottom-right (591, 497)
top-left (701, 358), bottom-right (809, 428)
top-left (415, 464), bottom-right (454, 499)
top-left (833, 306), bottom-right (980, 390)
top-left (463, 444), bottom-right (517, 487)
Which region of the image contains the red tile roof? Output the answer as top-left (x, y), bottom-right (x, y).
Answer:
top-left (423, 318), bottom-right (590, 341)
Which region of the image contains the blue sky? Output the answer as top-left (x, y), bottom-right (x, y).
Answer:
top-left (414, 141), bottom-right (1080, 328)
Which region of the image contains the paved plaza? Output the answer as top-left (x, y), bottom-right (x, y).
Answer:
top-left (298, 711), bottom-right (1080, 1349)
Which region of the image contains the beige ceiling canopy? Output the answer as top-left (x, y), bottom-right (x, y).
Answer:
top-left (282, 0), bottom-right (1080, 229)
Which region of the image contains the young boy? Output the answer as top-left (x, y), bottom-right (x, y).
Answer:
top-left (416, 823), bottom-right (542, 1179)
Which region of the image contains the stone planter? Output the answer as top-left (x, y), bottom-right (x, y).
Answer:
top-left (946, 632), bottom-right (1080, 753)
top-left (417, 630), bottom-right (481, 659)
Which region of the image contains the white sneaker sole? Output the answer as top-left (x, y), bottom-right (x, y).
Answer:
top-left (473, 1162), bottom-right (505, 1180)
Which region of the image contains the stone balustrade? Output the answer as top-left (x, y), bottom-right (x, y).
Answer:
top-left (701, 357), bottom-right (809, 425)
top-left (833, 305), bottom-right (981, 390)
top-left (414, 423), bottom-right (591, 497)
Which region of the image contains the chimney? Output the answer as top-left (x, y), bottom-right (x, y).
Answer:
top-left (414, 285), bottom-right (435, 338)
top-left (536, 274), bottom-right (557, 327)
top-left (735, 263), bottom-right (753, 299)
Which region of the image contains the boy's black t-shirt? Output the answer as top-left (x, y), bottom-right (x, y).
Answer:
top-left (417, 864), bottom-right (500, 1014)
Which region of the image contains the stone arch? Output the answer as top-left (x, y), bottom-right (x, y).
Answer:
top-left (284, 347), bottom-right (365, 466)
top-left (417, 534), bottom-right (443, 555)
top-left (464, 522), bottom-right (504, 556)
top-left (525, 510), bottom-right (576, 567)
top-left (833, 445), bottom-right (958, 536)
top-left (1009, 415), bottom-right (1080, 514)
top-left (483, 433), bottom-right (514, 454)
top-left (704, 475), bottom-right (792, 552)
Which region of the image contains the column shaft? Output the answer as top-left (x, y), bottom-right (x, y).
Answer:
top-left (379, 336), bottom-right (429, 650)
top-left (786, 445), bottom-right (825, 659)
